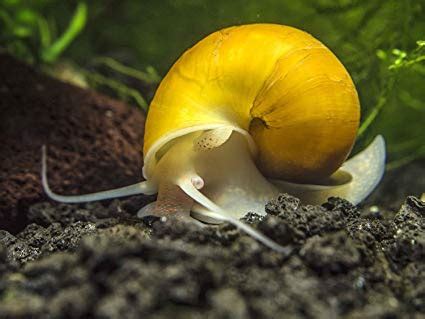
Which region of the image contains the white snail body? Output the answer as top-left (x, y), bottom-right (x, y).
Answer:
top-left (42, 24), bottom-right (386, 252)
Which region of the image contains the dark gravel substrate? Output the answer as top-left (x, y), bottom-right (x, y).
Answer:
top-left (0, 194), bottom-right (424, 318)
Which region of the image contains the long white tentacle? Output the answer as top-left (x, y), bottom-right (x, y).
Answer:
top-left (178, 177), bottom-right (292, 255)
top-left (42, 146), bottom-right (156, 203)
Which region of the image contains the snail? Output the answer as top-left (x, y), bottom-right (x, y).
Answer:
top-left (42, 24), bottom-right (386, 253)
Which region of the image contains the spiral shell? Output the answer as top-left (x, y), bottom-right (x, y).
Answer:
top-left (143, 24), bottom-right (360, 183)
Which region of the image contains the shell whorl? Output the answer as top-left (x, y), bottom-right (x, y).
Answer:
top-left (143, 24), bottom-right (360, 183)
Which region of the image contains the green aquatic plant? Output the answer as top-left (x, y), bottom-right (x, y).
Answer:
top-left (93, 57), bottom-right (161, 85)
top-left (40, 2), bottom-right (87, 63)
top-left (80, 67), bottom-right (149, 110)
top-left (0, 1), bottom-right (87, 63)
top-left (372, 41), bottom-right (425, 169)
top-left (359, 40), bottom-right (425, 138)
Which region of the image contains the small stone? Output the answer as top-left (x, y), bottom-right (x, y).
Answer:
top-left (370, 205), bottom-right (380, 213)
top-left (406, 196), bottom-right (425, 215)
top-left (265, 193), bottom-right (300, 215)
top-left (209, 288), bottom-right (248, 319)
top-left (300, 231), bottom-right (361, 274)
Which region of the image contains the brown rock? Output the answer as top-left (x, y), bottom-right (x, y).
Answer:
top-left (0, 54), bottom-right (146, 233)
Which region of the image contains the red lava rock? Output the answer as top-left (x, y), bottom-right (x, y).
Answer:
top-left (0, 54), bottom-right (147, 233)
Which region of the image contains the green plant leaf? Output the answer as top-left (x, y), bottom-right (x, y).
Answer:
top-left (41, 2), bottom-right (87, 63)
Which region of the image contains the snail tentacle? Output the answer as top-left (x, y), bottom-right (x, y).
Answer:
top-left (178, 175), bottom-right (223, 213)
top-left (41, 146), bottom-right (156, 203)
top-left (178, 178), bottom-right (292, 255)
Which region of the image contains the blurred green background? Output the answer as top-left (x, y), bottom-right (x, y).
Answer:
top-left (1, 0), bottom-right (424, 169)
